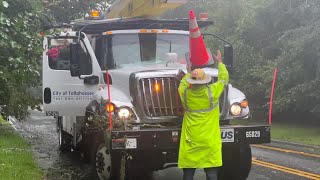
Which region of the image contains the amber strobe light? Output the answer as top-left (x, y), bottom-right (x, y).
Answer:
top-left (154, 83), bottom-right (161, 92)
top-left (90, 9), bottom-right (100, 17)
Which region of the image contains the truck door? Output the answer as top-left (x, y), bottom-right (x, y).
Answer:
top-left (42, 33), bottom-right (102, 116)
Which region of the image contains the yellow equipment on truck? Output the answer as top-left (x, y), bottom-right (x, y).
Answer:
top-left (105, 0), bottom-right (187, 19)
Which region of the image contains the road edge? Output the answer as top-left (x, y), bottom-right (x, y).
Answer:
top-left (271, 139), bottom-right (320, 149)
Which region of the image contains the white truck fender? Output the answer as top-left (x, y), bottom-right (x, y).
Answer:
top-left (93, 88), bottom-right (133, 107)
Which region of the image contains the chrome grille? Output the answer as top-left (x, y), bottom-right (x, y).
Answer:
top-left (139, 77), bottom-right (184, 117)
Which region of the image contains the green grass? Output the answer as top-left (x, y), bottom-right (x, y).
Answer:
top-left (271, 123), bottom-right (320, 146)
top-left (0, 116), bottom-right (43, 180)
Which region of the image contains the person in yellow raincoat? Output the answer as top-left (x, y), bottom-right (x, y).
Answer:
top-left (178, 50), bottom-right (229, 180)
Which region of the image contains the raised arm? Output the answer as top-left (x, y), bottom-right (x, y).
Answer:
top-left (217, 62), bottom-right (229, 86)
top-left (212, 50), bottom-right (229, 97)
top-left (178, 73), bottom-right (191, 105)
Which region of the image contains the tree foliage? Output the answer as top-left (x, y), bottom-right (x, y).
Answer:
top-left (165, 0), bottom-right (320, 115)
top-left (0, 0), bottom-right (109, 119)
top-left (0, 0), bottom-right (42, 119)
top-left (233, 0), bottom-right (320, 113)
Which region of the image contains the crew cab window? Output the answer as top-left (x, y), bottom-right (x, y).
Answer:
top-left (47, 38), bottom-right (92, 75)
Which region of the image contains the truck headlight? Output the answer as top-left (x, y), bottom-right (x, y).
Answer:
top-left (230, 104), bottom-right (242, 116)
top-left (117, 107), bottom-right (131, 119)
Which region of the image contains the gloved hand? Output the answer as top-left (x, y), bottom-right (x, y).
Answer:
top-left (213, 50), bottom-right (222, 63)
top-left (177, 69), bottom-right (186, 81)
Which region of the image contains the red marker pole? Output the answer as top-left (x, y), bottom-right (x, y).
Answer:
top-left (106, 70), bottom-right (113, 129)
top-left (268, 68), bottom-right (278, 125)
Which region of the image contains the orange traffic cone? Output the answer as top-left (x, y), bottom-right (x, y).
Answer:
top-left (189, 10), bottom-right (210, 67)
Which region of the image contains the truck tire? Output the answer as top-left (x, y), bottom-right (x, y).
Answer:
top-left (58, 117), bottom-right (72, 152)
top-left (95, 145), bottom-right (152, 180)
top-left (219, 144), bottom-right (252, 180)
top-left (94, 143), bottom-right (121, 180)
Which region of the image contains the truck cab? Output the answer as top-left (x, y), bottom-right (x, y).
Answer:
top-left (42, 18), bottom-right (270, 180)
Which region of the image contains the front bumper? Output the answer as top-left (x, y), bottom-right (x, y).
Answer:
top-left (111, 125), bottom-right (271, 150)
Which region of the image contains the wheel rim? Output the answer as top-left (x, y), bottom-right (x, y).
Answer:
top-left (96, 144), bottom-right (111, 180)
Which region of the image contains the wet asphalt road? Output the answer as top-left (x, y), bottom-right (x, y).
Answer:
top-left (10, 109), bottom-right (320, 180)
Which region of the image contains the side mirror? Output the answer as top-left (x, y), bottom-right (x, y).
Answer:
top-left (224, 44), bottom-right (233, 75)
top-left (84, 75), bottom-right (99, 85)
top-left (70, 43), bottom-right (81, 77)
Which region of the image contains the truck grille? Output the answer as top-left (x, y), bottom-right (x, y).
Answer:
top-left (139, 77), bottom-right (184, 117)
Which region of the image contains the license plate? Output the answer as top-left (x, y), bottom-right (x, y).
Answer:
top-left (221, 128), bottom-right (234, 143)
top-left (246, 130), bottom-right (261, 138)
top-left (125, 138), bottom-right (137, 149)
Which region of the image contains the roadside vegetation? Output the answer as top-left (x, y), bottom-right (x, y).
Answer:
top-left (0, 115), bottom-right (43, 179)
top-left (271, 123), bottom-right (320, 146)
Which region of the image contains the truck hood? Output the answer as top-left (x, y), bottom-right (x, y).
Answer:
top-left (107, 63), bottom-right (219, 97)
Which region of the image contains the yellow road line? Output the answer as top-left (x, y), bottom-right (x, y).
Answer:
top-left (253, 159), bottom-right (320, 180)
top-left (252, 144), bottom-right (320, 159)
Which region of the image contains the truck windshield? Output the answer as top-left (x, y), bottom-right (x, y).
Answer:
top-left (101, 33), bottom-right (189, 69)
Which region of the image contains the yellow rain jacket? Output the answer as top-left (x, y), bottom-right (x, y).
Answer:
top-left (178, 63), bottom-right (229, 168)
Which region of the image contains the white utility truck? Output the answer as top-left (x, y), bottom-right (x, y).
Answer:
top-left (42, 1), bottom-right (271, 179)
